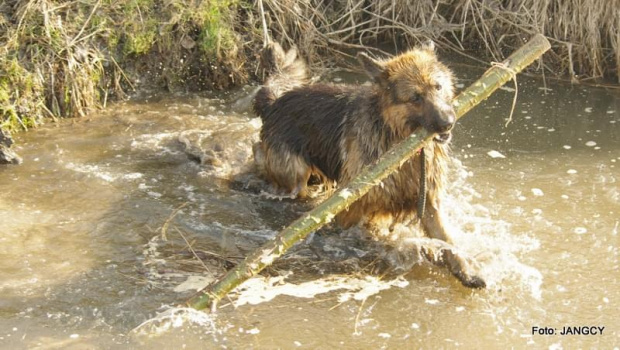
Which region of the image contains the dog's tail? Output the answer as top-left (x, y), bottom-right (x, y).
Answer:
top-left (253, 42), bottom-right (309, 117)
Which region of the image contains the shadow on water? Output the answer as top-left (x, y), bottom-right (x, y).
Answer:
top-left (0, 66), bottom-right (618, 348)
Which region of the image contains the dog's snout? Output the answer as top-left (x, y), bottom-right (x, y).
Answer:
top-left (434, 110), bottom-right (455, 133)
top-left (423, 99), bottom-right (455, 134)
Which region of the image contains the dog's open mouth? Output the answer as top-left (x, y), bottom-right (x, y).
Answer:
top-left (433, 132), bottom-right (452, 144)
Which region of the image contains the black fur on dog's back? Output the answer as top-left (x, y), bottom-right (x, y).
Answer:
top-left (253, 86), bottom-right (277, 120)
top-left (258, 84), bottom-right (383, 181)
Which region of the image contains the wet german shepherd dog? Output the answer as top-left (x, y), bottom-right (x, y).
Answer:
top-left (253, 42), bottom-right (485, 288)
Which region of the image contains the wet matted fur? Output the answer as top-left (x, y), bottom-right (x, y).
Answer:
top-left (253, 42), bottom-right (485, 288)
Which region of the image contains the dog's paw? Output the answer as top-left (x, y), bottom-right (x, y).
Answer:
top-left (440, 248), bottom-right (486, 289)
top-left (458, 273), bottom-right (486, 289)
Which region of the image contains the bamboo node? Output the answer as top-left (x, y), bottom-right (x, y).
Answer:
top-left (325, 213), bottom-right (335, 223)
top-left (339, 189), bottom-right (353, 199)
top-left (260, 249), bottom-right (277, 265)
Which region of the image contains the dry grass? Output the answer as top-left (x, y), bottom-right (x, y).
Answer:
top-left (259, 0), bottom-right (619, 82)
top-left (1, 0), bottom-right (113, 131)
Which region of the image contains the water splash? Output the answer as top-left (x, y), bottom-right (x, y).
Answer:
top-left (441, 158), bottom-right (543, 299)
top-left (131, 307), bottom-right (221, 336)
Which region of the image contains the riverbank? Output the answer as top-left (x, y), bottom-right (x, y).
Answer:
top-left (1, 0), bottom-right (619, 135)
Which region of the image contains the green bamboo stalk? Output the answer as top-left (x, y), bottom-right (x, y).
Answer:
top-left (187, 34), bottom-right (551, 311)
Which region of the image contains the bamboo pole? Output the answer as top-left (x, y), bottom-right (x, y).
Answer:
top-left (187, 34), bottom-right (551, 311)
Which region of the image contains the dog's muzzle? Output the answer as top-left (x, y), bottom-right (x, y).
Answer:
top-left (432, 109), bottom-right (455, 144)
top-left (432, 117), bottom-right (454, 144)
top-left (433, 132), bottom-right (452, 144)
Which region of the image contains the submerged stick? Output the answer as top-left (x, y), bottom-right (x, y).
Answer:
top-left (187, 34), bottom-right (551, 311)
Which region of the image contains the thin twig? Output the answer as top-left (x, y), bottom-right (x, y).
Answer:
top-left (173, 227), bottom-right (211, 273)
top-left (161, 202), bottom-right (189, 241)
top-left (258, 0), bottom-right (270, 47)
top-left (69, 0), bottom-right (101, 47)
top-left (353, 298), bottom-right (367, 335)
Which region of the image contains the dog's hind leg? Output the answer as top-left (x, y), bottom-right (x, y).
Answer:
top-left (257, 142), bottom-right (312, 198)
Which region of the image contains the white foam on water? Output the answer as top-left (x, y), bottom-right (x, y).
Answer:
top-left (130, 132), bottom-right (179, 150)
top-left (174, 275), bottom-right (215, 293)
top-left (487, 150), bottom-right (506, 159)
top-left (65, 163), bottom-right (118, 182)
top-left (207, 221), bottom-right (277, 240)
top-left (65, 163), bottom-right (144, 183)
top-left (230, 274), bottom-right (409, 307)
top-left (131, 307), bottom-right (220, 336)
top-left (441, 159), bottom-right (543, 299)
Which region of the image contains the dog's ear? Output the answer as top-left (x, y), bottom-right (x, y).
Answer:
top-left (420, 40), bottom-right (436, 52)
top-left (283, 45), bottom-right (298, 68)
top-left (357, 52), bottom-right (386, 82)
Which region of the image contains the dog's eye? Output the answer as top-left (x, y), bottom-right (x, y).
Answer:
top-left (435, 84), bottom-right (442, 91)
top-left (411, 93), bottom-right (422, 103)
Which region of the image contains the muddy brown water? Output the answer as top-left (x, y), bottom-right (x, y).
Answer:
top-left (0, 68), bottom-right (618, 349)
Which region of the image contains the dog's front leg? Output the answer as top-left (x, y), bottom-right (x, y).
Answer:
top-left (420, 199), bottom-right (454, 244)
top-left (421, 201), bottom-right (486, 288)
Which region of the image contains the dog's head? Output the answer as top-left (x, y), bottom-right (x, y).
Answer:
top-left (358, 42), bottom-right (456, 143)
